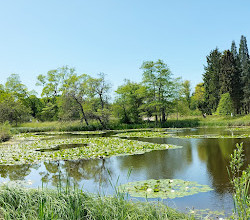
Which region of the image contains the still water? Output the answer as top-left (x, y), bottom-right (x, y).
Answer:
top-left (0, 128), bottom-right (249, 216)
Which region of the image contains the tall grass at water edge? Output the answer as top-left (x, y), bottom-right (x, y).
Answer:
top-left (15, 119), bottom-right (200, 133)
top-left (0, 182), bottom-right (193, 220)
top-left (228, 143), bottom-right (250, 219)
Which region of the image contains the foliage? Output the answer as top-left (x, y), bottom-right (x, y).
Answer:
top-left (182, 80), bottom-right (191, 109)
top-left (114, 80), bottom-right (146, 123)
top-left (228, 143), bottom-right (250, 219)
top-left (190, 83), bottom-right (205, 113)
top-left (0, 122), bottom-right (12, 142)
top-left (239, 35), bottom-right (250, 114)
top-left (119, 179), bottom-right (213, 199)
top-left (0, 92), bottom-right (31, 125)
top-left (216, 92), bottom-right (234, 116)
top-left (141, 60), bottom-right (176, 122)
top-left (220, 50), bottom-right (242, 114)
top-left (203, 48), bottom-right (221, 114)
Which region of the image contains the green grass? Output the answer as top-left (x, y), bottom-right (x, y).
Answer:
top-left (13, 114), bottom-right (250, 133)
top-left (0, 183), bottom-right (194, 220)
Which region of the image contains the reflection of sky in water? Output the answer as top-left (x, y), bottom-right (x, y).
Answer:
top-left (0, 128), bottom-right (249, 216)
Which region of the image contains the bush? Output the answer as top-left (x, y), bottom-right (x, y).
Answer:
top-left (0, 122), bottom-right (12, 142)
top-left (216, 93), bottom-right (233, 116)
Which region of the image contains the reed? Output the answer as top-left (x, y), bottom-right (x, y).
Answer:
top-left (0, 182), bottom-right (193, 220)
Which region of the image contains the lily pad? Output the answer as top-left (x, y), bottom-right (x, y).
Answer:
top-left (0, 137), bottom-right (182, 165)
top-left (114, 131), bottom-right (173, 138)
top-left (119, 179), bottom-right (213, 199)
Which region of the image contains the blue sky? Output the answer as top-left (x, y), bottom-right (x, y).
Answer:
top-left (0, 0), bottom-right (249, 95)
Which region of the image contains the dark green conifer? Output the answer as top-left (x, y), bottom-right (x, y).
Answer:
top-left (220, 50), bottom-right (242, 114)
top-left (239, 35), bottom-right (250, 113)
top-left (203, 48), bottom-right (221, 114)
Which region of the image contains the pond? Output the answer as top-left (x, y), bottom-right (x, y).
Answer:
top-left (0, 127), bottom-right (249, 217)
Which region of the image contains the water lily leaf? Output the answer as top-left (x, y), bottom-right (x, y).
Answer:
top-left (119, 179), bottom-right (213, 199)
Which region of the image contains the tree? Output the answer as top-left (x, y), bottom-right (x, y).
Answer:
top-left (203, 48), bottom-right (221, 114)
top-left (5, 74), bottom-right (28, 99)
top-left (216, 93), bottom-right (233, 115)
top-left (231, 40), bottom-right (238, 59)
top-left (114, 80), bottom-right (146, 123)
top-left (182, 80), bottom-right (191, 109)
top-left (37, 66), bottom-right (91, 125)
top-left (62, 73), bottom-right (90, 125)
top-left (191, 83), bottom-right (206, 113)
top-left (220, 50), bottom-right (242, 114)
top-left (239, 35), bottom-right (250, 114)
top-left (0, 91), bottom-right (30, 125)
top-left (141, 59), bottom-right (174, 122)
top-left (87, 73), bottom-right (112, 127)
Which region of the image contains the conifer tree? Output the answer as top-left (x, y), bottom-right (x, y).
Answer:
top-left (203, 48), bottom-right (221, 114)
top-left (239, 35), bottom-right (250, 113)
top-left (220, 50), bottom-right (242, 114)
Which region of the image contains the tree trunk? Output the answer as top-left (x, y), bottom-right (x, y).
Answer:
top-left (72, 95), bottom-right (89, 126)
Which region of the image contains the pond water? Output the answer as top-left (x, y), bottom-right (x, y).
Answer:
top-left (0, 127), bottom-right (249, 217)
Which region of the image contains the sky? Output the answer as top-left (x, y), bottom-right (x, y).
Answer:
top-left (0, 0), bottom-right (250, 95)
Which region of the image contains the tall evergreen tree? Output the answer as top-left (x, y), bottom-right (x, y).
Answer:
top-left (203, 48), bottom-right (221, 114)
top-left (239, 35), bottom-right (250, 113)
top-left (220, 50), bottom-right (242, 114)
top-left (231, 40), bottom-right (238, 59)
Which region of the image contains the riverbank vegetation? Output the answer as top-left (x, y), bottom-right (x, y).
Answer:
top-left (0, 182), bottom-right (194, 220)
top-left (0, 122), bottom-right (11, 142)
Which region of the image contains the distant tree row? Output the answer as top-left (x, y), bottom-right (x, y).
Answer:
top-left (0, 61), bottom-right (199, 125)
top-left (202, 35), bottom-right (250, 115)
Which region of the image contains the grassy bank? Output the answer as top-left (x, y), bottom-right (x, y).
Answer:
top-left (14, 115), bottom-right (250, 133)
top-left (0, 123), bottom-right (12, 142)
top-left (0, 184), bottom-right (193, 220)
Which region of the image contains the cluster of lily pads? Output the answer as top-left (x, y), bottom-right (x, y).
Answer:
top-left (114, 131), bottom-right (174, 138)
top-left (114, 131), bottom-right (250, 139)
top-left (118, 179), bottom-right (213, 199)
top-left (0, 137), bottom-right (181, 165)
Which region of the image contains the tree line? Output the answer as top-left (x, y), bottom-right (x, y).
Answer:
top-left (1, 36), bottom-right (249, 126)
top-left (202, 35), bottom-right (250, 115)
top-left (0, 61), bottom-right (201, 126)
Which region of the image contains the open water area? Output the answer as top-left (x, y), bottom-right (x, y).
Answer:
top-left (0, 127), bottom-right (249, 217)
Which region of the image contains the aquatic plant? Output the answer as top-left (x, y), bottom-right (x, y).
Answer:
top-left (228, 143), bottom-right (250, 219)
top-left (0, 137), bottom-right (182, 165)
top-left (119, 179), bottom-right (213, 199)
top-left (114, 131), bottom-right (173, 138)
top-left (114, 131), bottom-right (250, 139)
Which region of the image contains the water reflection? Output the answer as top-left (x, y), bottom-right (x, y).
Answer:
top-left (0, 164), bottom-right (39, 180)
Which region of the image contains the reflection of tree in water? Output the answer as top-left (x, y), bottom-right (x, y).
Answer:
top-left (40, 158), bottom-right (113, 187)
top-left (117, 138), bottom-right (193, 180)
top-left (0, 164), bottom-right (40, 180)
top-left (197, 138), bottom-right (250, 194)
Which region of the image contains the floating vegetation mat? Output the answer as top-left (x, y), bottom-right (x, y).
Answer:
top-left (114, 131), bottom-right (250, 139)
top-left (119, 179), bottom-right (213, 199)
top-left (225, 127), bottom-right (250, 131)
top-left (34, 131), bottom-right (107, 135)
top-left (0, 137), bottom-right (181, 165)
top-left (176, 134), bottom-right (250, 139)
top-left (114, 131), bottom-right (173, 138)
